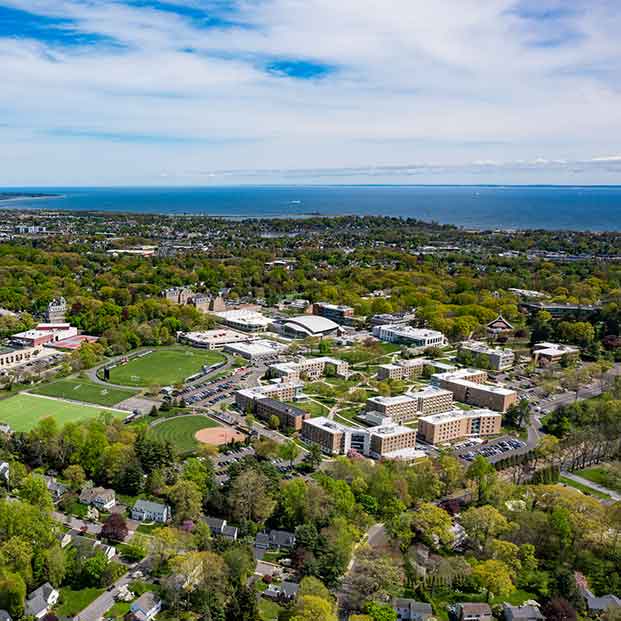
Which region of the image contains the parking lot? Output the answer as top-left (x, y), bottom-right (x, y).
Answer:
top-left (454, 435), bottom-right (529, 464)
top-left (176, 369), bottom-right (253, 406)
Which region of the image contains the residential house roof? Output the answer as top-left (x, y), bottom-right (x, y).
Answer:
top-left (25, 582), bottom-right (56, 617)
top-left (503, 604), bottom-right (544, 621)
top-left (133, 499), bottom-right (168, 514)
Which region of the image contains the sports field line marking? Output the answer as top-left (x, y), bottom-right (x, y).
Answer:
top-left (24, 392), bottom-right (129, 414)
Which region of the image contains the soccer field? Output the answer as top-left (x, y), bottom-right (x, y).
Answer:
top-left (0, 394), bottom-right (122, 432)
top-left (151, 415), bottom-right (218, 453)
top-left (107, 347), bottom-right (226, 387)
top-left (29, 379), bottom-right (138, 406)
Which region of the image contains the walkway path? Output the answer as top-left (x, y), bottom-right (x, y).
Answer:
top-left (560, 470), bottom-right (621, 501)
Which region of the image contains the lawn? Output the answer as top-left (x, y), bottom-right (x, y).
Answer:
top-left (558, 477), bottom-right (611, 500)
top-left (107, 346), bottom-right (225, 387)
top-left (56, 586), bottom-right (104, 617)
top-left (151, 414), bottom-right (219, 453)
top-left (29, 378), bottom-right (138, 406)
top-left (292, 399), bottom-right (329, 418)
top-left (578, 465), bottom-right (621, 492)
top-left (0, 393), bottom-right (121, 432)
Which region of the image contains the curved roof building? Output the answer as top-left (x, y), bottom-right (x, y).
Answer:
top-left (282, 315), bottom-right (341, 338)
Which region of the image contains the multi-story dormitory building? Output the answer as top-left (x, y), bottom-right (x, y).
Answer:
top-left (268, 357), bottom-right (349, 382)
top-left (301, 417), bottom-right (421, 460)
top-left (376, 358), bottom-right (424, 381)
top-left (431, 368), bottom-right (517, 412)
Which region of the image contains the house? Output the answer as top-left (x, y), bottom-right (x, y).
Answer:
top-left (255, 529), bottom-right (296, 550)
top-left (264, 581), bottom-right (299, 603)
top-left (57, 531), bottom-right (72, 549)
top-left (503, 603), bottom-right (544, 621)
top-left (576, 571), bottom-right (621, 613)
top-left (456, 603), bottom-right (493, 621)
top-left (129, 592), bottom-right (162, 621)
top-left (393, 598), bottom-right (433, 621)
top-left (24, 582), bottom-right (59, 619)
top-left (204, 516), bottom-right (238, 541)
top-left (0, 610), bottom-right (12, 621)
top-left (71, 533), bottom-right (116, 561)
top-left (79, 484), bottom-right (116, 511)
top-left (0, 423), bottom-right (11, 435)
top-left (131, 499), bottom-right (170, 523)
top-left (36, 474), bottom-right (67, 503)
top-left (0, 461), bottom-right (8, 483)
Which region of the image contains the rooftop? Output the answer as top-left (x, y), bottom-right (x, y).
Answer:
top-left (367, 394), bottom-right (417, 406)
top-left (420, 408), bottom-right (499, 424)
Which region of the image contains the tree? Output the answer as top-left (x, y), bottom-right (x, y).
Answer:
top-left (268, 415), bottom-right (280, 430)
top-left (0, 536), bottom-right (33, 585)
top-left (0, 571), bottom-right (26, 619)
top-left (45, 544), bottom-right (67, 587)
top-left (229, 469), bottom-right (276, 524)
top-left (365, 602), bottom-right (398, 621)
top-left (298, 576), bottom-right (334, 608)
top-left (504, 399), bottom-right (531, 429)
top-left (63, 464), bottom-right (86, 491)
top-left (223, 547), bottom-right (255, 587)
top-left (409, 502), bottom-right (454, 550)
top-left (344, 549), bottom-right (403, 609)
top-left (183, 457), bottom-right (214, 499)
top-left (472, 559), bottom-right (515, 601)
top-left (541, 598), bottom-right (577, 621)
top-left (466, 455), bottom-right (496, 504)
top-left (307, 443), bottom-right (323, 469)
top-left (292, 595), bottom-right (337, 621)
top-left (169, 479), bottom-right (203, 523)
top-left (460, 505), bottom-right (511, 550)
top-left (18, 475), bottom-right (53, 512)
top-left (279, 440), bottom-right (301, 467)
top-left (101, 513), bottom-right (129, 542)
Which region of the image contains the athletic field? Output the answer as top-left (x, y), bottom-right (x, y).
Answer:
top-left (29, 379), bottom-right (138, 406)
top-left (0, 394), bottom-right (121, 432)
top-left (107, 347), bottom-right (225, 387)
top-left (151, 415), bottom-right (219, 453)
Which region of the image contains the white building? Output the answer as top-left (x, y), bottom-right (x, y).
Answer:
top-left (373, 325), bottom-right (446, 349)
top-left (179, 329), bottom-right (255, 350)
top-left (224, 339), bottom-right (288, 361)
top-left (269, 356), bottom-right (349, 381)
top-left (213, 309), bottom-right (272, 332)
top-left (459, 340), bottom-right (515, 371)
top-left (132, 499), bottom-right (170, 523)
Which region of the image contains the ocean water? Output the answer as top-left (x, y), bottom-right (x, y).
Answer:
top-left (2, 185), bottom-right (621, 231)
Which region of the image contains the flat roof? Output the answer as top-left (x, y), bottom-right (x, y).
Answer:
top-left (448, 378), bottom-right (517, 395)
top-left (420, 408), bottom-right (499, 424)
top-left (367, 394), bottom-right (416, 406)
top-left (368, 423), bottom-right (414, 436)
top-left (407, 386), bottom-right (453, 398)
top-left (258, 398), bottom-right (307, 417)
top-left (225, 339), bottom-right (286, 355)
top-left (379, 325), bottom-right (444, 338)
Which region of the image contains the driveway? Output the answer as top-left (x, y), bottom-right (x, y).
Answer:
top-left (53, 511), bottom-right (102, 535)
top-left (77, 571), bottom-right (133, 621)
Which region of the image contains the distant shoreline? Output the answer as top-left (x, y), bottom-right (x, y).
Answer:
top-left (0, 193), bottom-right (62, 203)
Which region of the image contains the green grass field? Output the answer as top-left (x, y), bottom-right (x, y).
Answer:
top-left (151, 415), bottom-right (219, 453)
top-left (0, 393), bottom-right (121, 432)
top-left (56, 587), bottom-right (104, 617)
top-left (29, 378), bottom-right (138, 406)
top-left (107, 347), bottom-right (225, 387)
top-left (558, 476), bottom-right (611, 500)
top-left (577, 465), bottom-right (621, 492)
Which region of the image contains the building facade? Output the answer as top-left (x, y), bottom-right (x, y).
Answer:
top-left (312, 302), bottom-right (354, 325)
top-left (417, 409), bottom-right (502, 445)
top-left (376, 358), bottom-right (424, 381)
top-left (407, 386), bottom-right (454, 416)
top-left (366, 394), bottom-right (419, 423)
top-left (45, 297), bottom-right (67, 323)
top-left (255, 397), bottom-right (310, 431)
top-left (373, 325), bottom-right (446, 349)
top-left (459, 340), bottom-right (515, 371)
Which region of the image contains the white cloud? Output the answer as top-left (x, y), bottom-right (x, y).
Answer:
top-left (1, 0), bottom-right (621, 184)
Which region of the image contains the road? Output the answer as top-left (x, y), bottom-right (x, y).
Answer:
top-left (77, 570), bottom-right (134, 621)
top-left (560, 470), bottom-right (621, 501)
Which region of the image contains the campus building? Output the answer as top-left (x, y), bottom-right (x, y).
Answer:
top-left (45, 297), bottom-right (67, 323)
top-left (162, 287), bottom-right (226, 313)
top-left (11, 323), bottom-right (78, 348)
top-left (366, 394), bottom-right (419, 424)
top-left (431, 369), bottom-right (517, 412)
top-left (312, 302), bottom-right (354, 325)
top-left (459, 340), bottom-right (515, 371)
top-left (532, 342), bottom-right (580, 366)
top-left (406, 386), bottom-right (454, 416)
top-left (373, 325), bottom-right (446, 349)
top-left (234, 382), bottom-right (304, 413)
top-left (269, 356), bottom-right (349, 382)
top-left (179, 329), bottom-right (255, 350)
top-left (213, 309), bottom-right (272, 332)
top-left (301, 416), bottom-right (420, 460)
top-left (280, 315), bottom-right (342, 339)
top-left (417, 409), bottom-right (502, 445)
top-left (376, 358), bottom-right (424, 381)
top-left (223, 339), bottom-right (287, 361)
top-left (0, 345), bottom-right (38, 372)
top-left (254, 398), bottom-right (309, 431)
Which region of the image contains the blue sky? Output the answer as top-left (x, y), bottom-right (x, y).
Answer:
top-left (1, 0), bottom-right (621, 185)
